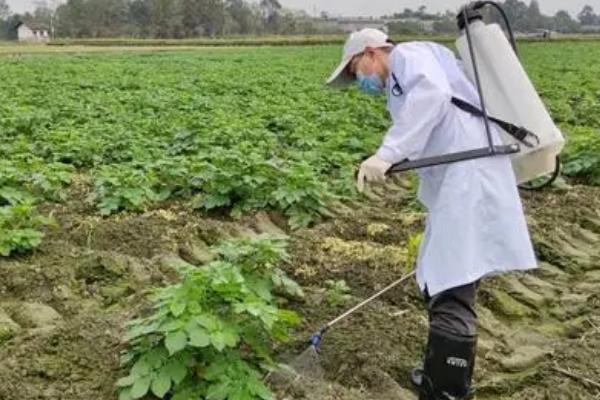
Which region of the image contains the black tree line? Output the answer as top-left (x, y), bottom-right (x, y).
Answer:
top-left (0, 0), bottom-right (598, 39)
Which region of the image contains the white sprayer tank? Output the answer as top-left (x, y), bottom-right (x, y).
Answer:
top-left (456, 21), bottom-right (565, 184)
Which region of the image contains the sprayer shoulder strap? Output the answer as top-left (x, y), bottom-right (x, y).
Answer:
top-left (451, 97), bottom-right (540, 148)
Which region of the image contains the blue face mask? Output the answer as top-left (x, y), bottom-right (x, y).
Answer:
top-left (357, 73), bottom-right (385, 95)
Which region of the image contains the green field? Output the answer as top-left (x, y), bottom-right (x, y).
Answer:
top-left (1, 43), bottom-right (599, 252)
top-left (0, 43), bottom-right (599, 400)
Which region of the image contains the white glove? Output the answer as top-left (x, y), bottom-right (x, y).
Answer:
top-left (356, 155), bottom-right (392, 193)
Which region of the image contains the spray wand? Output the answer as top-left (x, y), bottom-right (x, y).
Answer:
top-left (308, 270), bottom-right (416, 352)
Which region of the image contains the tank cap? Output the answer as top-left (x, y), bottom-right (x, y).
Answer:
top-left (457, 6), bottom-right (484, 30)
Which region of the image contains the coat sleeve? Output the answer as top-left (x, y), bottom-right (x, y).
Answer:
top-left (376, 46), bottom-right (453, 164)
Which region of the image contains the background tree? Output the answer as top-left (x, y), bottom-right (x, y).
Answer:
top-left (225, 0), bottom-right (258, 34)
top-left (387, 20), bottom-right (425, 35)
top-left (416, 5), bottom-right (427, 18)
top-left (260, 0), bottom-right (281, 33)
top-left (478, 1), bottom-right (583, 33)
top-left (0, 0), bottom-right (14, 40)
top-left (56, 0), bottom-right (91, 37)
top-left (88, 0), bottom-right (129, 37)
top-left (578, 5), bottom-right (598, 25)
top-left (201, 0), bottom-right (226, 36)
top-left (8, 0), bottom-right (593, 40)
top-left (499, 0), bottom-right (530, 31)
top-left (526, 0), bottom-right (545, 30)
top-left (553, 10), bottom-right (578, 32)
top-left (0, 0), bottom-right (9, 20)
top-left (180, 0), bottom-right (202, 36)
top-left (151, 0), bottom-right (180, 38)
top-left (433, 11), bottom-right (458, 33)
top-left (398, 8), bottom-right (415, 19)
top-left (128, 0), bottom-right (152, 37)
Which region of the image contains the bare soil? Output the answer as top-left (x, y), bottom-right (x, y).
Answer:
top-left (0, 178), bottom-right (599, 400)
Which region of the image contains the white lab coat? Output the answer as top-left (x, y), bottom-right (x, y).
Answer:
top-left (376, 42), bottom-right (538, 296)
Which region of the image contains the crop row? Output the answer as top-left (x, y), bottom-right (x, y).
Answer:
top-left (0, 43), bottom-right (598, 255)
top-left (46, 35), bottom-right (600, 48)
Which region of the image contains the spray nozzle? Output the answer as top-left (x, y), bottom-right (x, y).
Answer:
top-left (309, 327), bottom-right (328, 351)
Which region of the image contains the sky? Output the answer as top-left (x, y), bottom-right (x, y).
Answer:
top-left (7, 0), bottom-right (600, 17)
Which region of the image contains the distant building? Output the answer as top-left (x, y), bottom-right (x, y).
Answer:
top-left (388, 17), bottom-right (436, 33)
top-left (16, 22), bottom-right (50, 42)
top-left (516, 29), bottom-right (557, 39)
top-left (538, 29), bottom-right (556, 39)
top-left (316, 16), bottom-right (436, 34)
top-left (318, 17), bottom-right (389, 33)
top-left (581, 25), bottom-right (600, 33)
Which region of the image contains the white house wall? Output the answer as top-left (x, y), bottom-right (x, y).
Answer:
top-left (18, 25), bottom-right (36, 41)
top-left (17, 25), bottom-right (50, 42)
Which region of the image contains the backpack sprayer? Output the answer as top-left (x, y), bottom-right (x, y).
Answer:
top-left (270, 0), bottom-right (565, 387)
top-left (388, 1), bottom-right (565, 189)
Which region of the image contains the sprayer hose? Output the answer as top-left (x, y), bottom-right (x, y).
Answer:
top-left (472, 1), bottom-right (519, 56)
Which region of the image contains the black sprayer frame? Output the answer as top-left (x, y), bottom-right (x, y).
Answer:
top-left (386, 1), bottom-right (561, 189)
top-left (388, 2), bottom-right (517, 175)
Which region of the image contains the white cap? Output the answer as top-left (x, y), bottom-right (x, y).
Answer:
top-left (326, 28), bottom-right (393, 87)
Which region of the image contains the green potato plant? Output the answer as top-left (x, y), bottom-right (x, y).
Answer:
top-left (118, 236), bottom-right (303, 400)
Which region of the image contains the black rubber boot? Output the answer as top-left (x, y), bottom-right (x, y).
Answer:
top-left (410, 327), bottom-right (477, 400)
